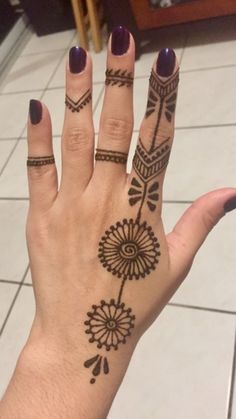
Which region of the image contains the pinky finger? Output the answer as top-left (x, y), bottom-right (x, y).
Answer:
top-left (27, 100), bottom-right (58, 211)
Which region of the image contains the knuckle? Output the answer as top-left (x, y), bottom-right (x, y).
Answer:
top-left (63, 127), bottom-right (94, 152)
top-left (27, 164), bottom-right (55, 182)
top-left (140, 121), bottom-right (173, 149)
top-left (101, 117), bottom-right (132, 143)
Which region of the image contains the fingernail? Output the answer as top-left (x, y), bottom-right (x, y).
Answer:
top-left (111, 26), bottom-right (130, 55)
top-left (29, 99), bottom-right (42, 125)
top-left (156, 48), bottom-right (176, 77)
top-left (224, 196), bottom-right (236, 213)
top-left (69, 46), bottom-right (87, 73)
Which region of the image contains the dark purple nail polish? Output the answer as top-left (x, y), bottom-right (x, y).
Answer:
top-left (69, 46), bottom-right (87, 73)
top-left (156, 48), bottom-right (176, 77)
top-left (111, 26), bottom-right (130, 56)
top-left (29, 99), bottom-right (42, 125)
top-left (224, 196), bottom-right (236, 213)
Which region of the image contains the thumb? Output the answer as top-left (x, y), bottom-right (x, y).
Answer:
top-left (166, 188), bottom-right (236, 282)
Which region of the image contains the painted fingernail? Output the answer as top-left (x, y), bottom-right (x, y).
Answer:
top-left (224, 196), bottom-right (236, 213)
top-left (111, 26), bottom-right (130, 55)
top-left (156, 48), bottom-right (176, 77)
top-left (29, 99), bottom-right (42, 125)
top-left (69, 46), bottom-right (87, 73)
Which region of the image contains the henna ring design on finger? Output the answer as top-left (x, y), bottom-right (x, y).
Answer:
top-left (65, 89), bottom-right (92, 113)
top-left (105, 69), bottom-right (133, 87)
top-left (27, 155), bottom-right (55, 166)
top-left (95, 148), bottom-right (128, 164)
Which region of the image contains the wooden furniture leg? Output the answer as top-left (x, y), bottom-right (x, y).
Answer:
top-left (86, 0), bottom-right (102, 52)
top-left (70, 0), bottom-right (89, 50)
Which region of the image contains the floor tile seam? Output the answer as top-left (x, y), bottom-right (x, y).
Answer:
top-left (0, 139), bottom-right (20, 177)
top-left (175, 123), bottom-right (236, 130)
top-left (227, 325), bottom-right (236, 419)
top-left (93, 85), bottom-right (105, 113)
top-left (0, 197), bottom-right (29, 201)
top-left (0, 196), bottom-right (194, 204)
top-left (0, 47), bottom-right (67, 96)
top-left (178, 32), bottom-right (189, 67)
top-left (0, 279), bottom-right (24, 285)
top-left (20, 47), bottom-right (72, 58)
top-left (0, 47), bottom-right (58, 162)
top-left (180, 63), bottom-right (236, 74)
top-left (168, 302), bottom-right (236, 316)
top-left (0, 265), bottom-right (29, 337)
top-left (1, 61), bottom-right (236, 97)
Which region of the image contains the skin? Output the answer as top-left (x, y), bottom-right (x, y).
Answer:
top-left (0, 33), bottom-right (235, 419)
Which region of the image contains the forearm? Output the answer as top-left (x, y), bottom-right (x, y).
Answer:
top-left (0, 337), bottom-right (134, 419)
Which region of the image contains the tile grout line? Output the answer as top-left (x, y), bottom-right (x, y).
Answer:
top-left (0, 278), bottom-right (27, 285)
top-left (178, 32), bottom-right (189, 66)
top-left (168, 302), bottom-right (236, 316)
top-left (0, 31), bottom-right (76, 178)
top-left (1, 62), bottom-right (236, 97)
top-left (227, 325), bottom-right (236, 419)
top-left (0, 265), bottom-right (29, 337)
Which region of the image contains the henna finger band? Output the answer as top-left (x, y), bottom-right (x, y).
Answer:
top-left (95, 148), bottom-right (128, 164)
top-left (27, 155), bottom-right (55, 166)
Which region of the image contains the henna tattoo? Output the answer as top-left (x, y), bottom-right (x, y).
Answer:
top-left (84, 354), bottom-right (109, 384)
top-left (98, 218), bottom-right (160, 280)
top-left (65, 89), bottom-right (91, 113)
top-left (129, 177), bottom-right (159, 212)
top-left (105, 69), bottom-right (133, 87)
top-left (133, 138), bottom-right (170, 183)
top-left (27, 155), bottom-right (55, 166)
top-left (85, 299), bottom-right (135, 350)
top-left (84, 67), bottom-right (177, 386)
top-left (95, 149), bottom-right (128, 164)
top-left (146, 68), bottom-right (179, 153)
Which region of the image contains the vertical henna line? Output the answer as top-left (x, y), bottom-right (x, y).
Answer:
top-left (150, 98), bottom-right (164, 153)
top-left (117, 278), bottom-right (127, 305)
top-left (136, 182), bottom-right (147, 222)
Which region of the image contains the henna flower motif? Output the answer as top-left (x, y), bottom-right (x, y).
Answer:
top-left (85, 299), bottom-right (135, 351)
top-left (98, 218), bottom-right (160, 280)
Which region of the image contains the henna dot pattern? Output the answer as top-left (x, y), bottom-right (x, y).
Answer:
top-left (98, 219), bottom-right (160, 280)
top-left (65, 89), bottom-right (91, 113)
top-left (84, 354), bottom-right (109, 384)
top-left (85, 299), bottom-right (135, 351)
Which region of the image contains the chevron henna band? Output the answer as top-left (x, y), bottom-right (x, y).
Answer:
top-left (65, 89), bottom-right (92, 112)
top-left (27, 155), bottom-right (55, 166)
top-left (105, 69), bottom-right (133, 87)
top-left (95, 149), bottom-right (128, 164)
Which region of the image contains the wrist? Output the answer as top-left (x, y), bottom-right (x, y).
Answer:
top-left (8, 330), bottom-right (136, 419)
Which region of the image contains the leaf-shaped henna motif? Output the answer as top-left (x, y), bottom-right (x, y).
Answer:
top-left (105, 69), bottom-right (133, 87)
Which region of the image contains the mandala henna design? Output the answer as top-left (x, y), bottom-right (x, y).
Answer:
top-left (84, 65), bottom-right (170, 386)
top-left (27, 155), bottom-right (55, 166)
top-left (95, 149), bottom-right (128, 164)
top-left (98, 218), bottom-right (160, 280)
top-left (84, 354), bottom-right (109, 384)
top-left (65, 89), bottom-right (91, 113)
top-left (105, 69), bottom-right (133, 87)
top-left (85, 299), bottom-right (135, 351)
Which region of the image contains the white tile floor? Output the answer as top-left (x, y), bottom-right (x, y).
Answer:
top-left (0, 15), bottom-right (236, 419)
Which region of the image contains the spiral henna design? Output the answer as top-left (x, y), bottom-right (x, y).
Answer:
top-left (83, 65), bottom-right (175, 385)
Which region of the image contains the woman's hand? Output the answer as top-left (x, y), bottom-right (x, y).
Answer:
top-left (1, 27), bottom-right (236, 419)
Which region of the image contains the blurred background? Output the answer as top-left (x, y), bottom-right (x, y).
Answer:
top-left (0, 1), bottom-right (236, 418)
